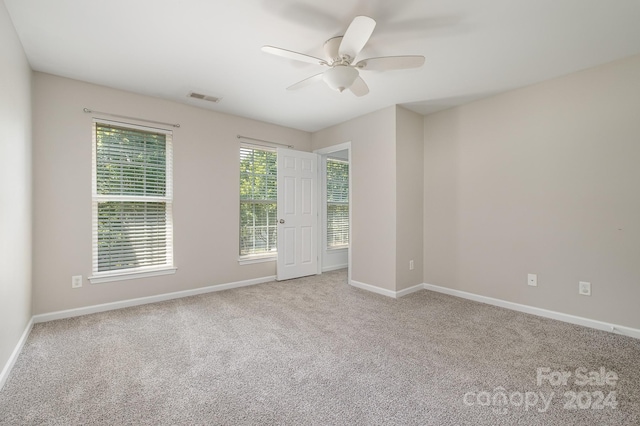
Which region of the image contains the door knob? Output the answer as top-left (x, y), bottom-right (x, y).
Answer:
top-left (279, 219), bottom-right (285, 224)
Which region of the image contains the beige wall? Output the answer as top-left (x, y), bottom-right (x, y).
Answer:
top-left (0, 1), bottom-right (32, 378)
top-left (395, 106), bottom-right (424, 290)
top-left (424, 54), bottom-right (640, 329)
top-left (312, 106), bottom-right (424, 293)
top-left (312, 107), bottom-right (397, 291)
top-left (22, 30), bottom-right (640, 331)
top-left (32, 73), bottom-right (311, 315)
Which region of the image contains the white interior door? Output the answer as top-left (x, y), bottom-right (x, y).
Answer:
top-left (277, 148), bottom-right (318, 281)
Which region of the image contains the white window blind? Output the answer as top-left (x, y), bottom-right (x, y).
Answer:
top-left (240, 146), bottom-right (277, 256)
top-left (326, 158), bottom-right (349, 249)
top-left (92, 121), bottom-right (173, 276)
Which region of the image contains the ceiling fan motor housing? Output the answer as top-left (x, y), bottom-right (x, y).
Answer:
top-left (323, 36), bottom-right (344, 63)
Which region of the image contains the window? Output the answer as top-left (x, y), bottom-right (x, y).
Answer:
top-left (326, 158), bottom-right (349, 249)
top-left (90, 120), bottom-right (174, 282)
top-left (240, 146), bottom-right (277, 257)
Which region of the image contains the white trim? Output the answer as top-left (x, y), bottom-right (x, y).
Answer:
top-left (423, 283), bottom-right (640, 340)
top-left (314, 142), bottom-right (352, 280)
top-left (322, 263), bottom-right (348, 273)
top-left (0, 317), bottom-right (34, 391)
top-left (94, 118), bottom-right (174, 134)
top-left (324, 157), bottom-right (349, 251)
top-left (316, 153), bottom-right (327, 276)
top-left (92, 194), bottom-right (171, 203)
top-left (34, 275), bottom-right (276, 323)
top-left (88, 267), bottom-right (177, 284)
top-left (6, 277), bottom-right (638, 391)
top-left (238, 254), bottom-right (277, 265)
top-left (349, 280), bottom-right (424, 299)
top-left (396, 284), bottom-right (424, 298)
top-left (239, 139), bottom-right (280, 152)
top-left (239, 145), bottom-right (278, 258)
top-left (313, 142), bottom-right (352, 155)
top-left (91, 120), bottom-right (174, 277)
top-left (350, 280), bottom-right (398, 298)
top-left (348, 279), bottom-right (640, 338)
top-left (347, 146), bottom-right (352, 286)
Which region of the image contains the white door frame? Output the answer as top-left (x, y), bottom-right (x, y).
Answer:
top-left (313, 142), bottom-right (352, 284)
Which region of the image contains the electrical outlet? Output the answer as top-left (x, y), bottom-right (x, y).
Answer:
top-left (409, 260), bottom-right (414, 270)
top-left (72, 275), bottom-right (83, 289)
top-left (527, 274), bottom-right (537, 287)
top-left (579, 281), bottom-right (591, 296)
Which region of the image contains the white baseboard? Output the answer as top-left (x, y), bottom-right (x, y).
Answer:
top-left (396, 283), bottom-right (424, 298)
top-left (322, 264), bottom-right (348, 273)
top-left (349, 280), bottom-right (424, 299)
top-left (423, 283), bottom-right (640, 340)
top-left (4, 276), bottom-right (276, 389)
top-left (349, 278), bottom-right (640, 339)
top-left (7, 275), bottom-right (637, 392)
top-left (0, 317), bottom-right (33, 391)
top-left (350, 280), bottom-right (398, 298)
top-left (33, 275), bottom-right (276, 323)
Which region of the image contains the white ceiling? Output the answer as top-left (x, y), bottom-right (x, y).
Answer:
top-left (5, 0), bottom-right (640, 132)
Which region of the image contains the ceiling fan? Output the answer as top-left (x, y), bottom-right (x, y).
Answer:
top-left (262, 16), bottom-right (425, 96)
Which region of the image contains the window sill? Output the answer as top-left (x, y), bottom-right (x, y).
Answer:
top-left (327, 246), bottom-right (349, 252)
top-left (88, 267), bottom-right (177, 284)
top-left (238, 254), bottom-right (277, 265)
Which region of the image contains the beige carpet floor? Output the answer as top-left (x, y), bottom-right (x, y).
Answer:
top-left (1, 269), bottom-right (639, 425)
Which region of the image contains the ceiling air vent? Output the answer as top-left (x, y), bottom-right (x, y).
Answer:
top-left (187, 92), bottom-right (222, 103)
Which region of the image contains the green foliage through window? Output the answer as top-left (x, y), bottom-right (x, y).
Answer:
top-left (97, 201), bottom-right (167, 271)
top-left (326, 158), bottom-right (349, 248)
top-left (96, 125), bottom-right (167, 196)
top-left (240, 147), bottom-right (277, 256)
top-left (94, 122), bottom-right (172, 273)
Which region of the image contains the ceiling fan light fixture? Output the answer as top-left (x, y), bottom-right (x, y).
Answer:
top-left (323, 65), bottom-right (359, 92)
top-left (264, 15), bottom-right (424, 96)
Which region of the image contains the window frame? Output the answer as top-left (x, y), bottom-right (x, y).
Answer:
top-left (325, 157), bottom-right (349, 250)
top-left (238, 144), bottom-right (278, 263)
top-left (88, 119), bottom-right (176, 284)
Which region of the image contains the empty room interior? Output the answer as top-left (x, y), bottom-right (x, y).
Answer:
top-left (1, 1), bottom-right (640, 424)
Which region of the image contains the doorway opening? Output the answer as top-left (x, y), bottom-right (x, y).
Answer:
top-left (314, 143), bottom-right (352, 284)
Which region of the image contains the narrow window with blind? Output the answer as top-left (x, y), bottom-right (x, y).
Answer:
top-left (240, 146), bottom-right (277, 259)
top-left (326, 158), bottom-right (349, 249)
top-left (89, 120), bottom-right (175, 283)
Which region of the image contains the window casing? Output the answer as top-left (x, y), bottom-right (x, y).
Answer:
top-left (90, 120), bottom-right (174, 282)
top-left (326, 158), bottom-right (349, 249)
top-left (240, 146), bottom-right (277, 258)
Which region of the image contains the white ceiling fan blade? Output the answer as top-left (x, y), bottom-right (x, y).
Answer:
top-left (356, 55), bottom-right (425, 71)
top-left (349, 76), bottom-right (369, 97)
top-left (262, 46), bottom-right (327, 66)
top-left (287, 73), bottom-right (325, 91)
top-left (339, 16), bottom-right (376, 61)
